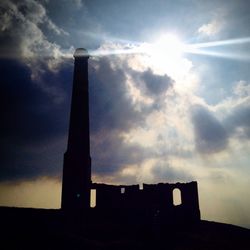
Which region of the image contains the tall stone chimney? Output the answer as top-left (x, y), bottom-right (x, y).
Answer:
top-left (61, 48), bottom-right (91, 210)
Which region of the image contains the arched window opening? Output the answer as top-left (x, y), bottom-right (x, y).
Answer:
top-left (121, 187), bottom-right (125, 194)
top-left (173, 188), bottom-right (182, 206)
top-left (90, 189), bottom-right (96, 208)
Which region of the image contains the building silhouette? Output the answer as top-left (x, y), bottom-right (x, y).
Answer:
top-left (61, 48), bottom-right (200, 224)
top-left (61, 48), bottom-right (91, 210)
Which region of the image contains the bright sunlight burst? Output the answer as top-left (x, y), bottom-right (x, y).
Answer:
top-left (150, 34), bottom-right (185, 60)
top-left (139, 33), bottom-right (190, 78)
top-left (90, 33), bottom-right (250, 63)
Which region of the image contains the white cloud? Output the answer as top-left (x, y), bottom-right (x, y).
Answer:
top-left (0, 0), bottom-right (74, 103)
top-left (0, 0), bottom-right (71, 61)
top-left (233, 80), bottom-right (250, 97)
top-left (198, 19), bottom-right (224, 37)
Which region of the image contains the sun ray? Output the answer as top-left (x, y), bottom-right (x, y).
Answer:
top-left (184, 48), bottom-right (250, 61)
top-left (187, 37), bottom-right (250, 49)
top-left (89, 46), bottom-right (140, 57)
top-left (183, 37), bottom-right (250, 61)
top-left (84, 35), bottom-right (250, 62)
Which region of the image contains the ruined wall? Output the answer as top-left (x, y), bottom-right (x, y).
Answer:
top-left (90, 181), bottom-right (200, 224)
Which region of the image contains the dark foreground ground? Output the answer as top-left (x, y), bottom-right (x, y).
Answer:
top-left (0, 207), bottom-right (249, 250)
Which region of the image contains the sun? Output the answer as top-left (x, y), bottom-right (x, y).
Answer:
top-left (139, 33), bottom-right (189, 78)
top-left (149, 34), bottom-right (185, 60)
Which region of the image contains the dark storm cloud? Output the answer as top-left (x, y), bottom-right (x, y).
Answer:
top-left (0, 59), bottom-right (72, 142)
top-left (0, 59), bottom-right (72, 181)
top-left (88, 56), bottom-right (176, 175)
top-left (128, 67), bottom-right (174, 111)
top-left (89, 58), bottom-right (173, 132)
top-left (91, 131), bottom-right (150, 175)
top-left (89, 57), bottom-right (157, 175)
top-left (141, 69), bottom-right (173, 96)
top-left (191, 105), bottom-right (228, 154)
top-left (141, 69), bottom-right (174, 109)
top-left (89, 57), bottom-right (143, 133)
top-left (0, 0), bottom-right (74, 181)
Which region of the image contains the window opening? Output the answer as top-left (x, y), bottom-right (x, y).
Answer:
top-left (173, 188), bottom-right (182, 206)
top-left (90, 189), bottom-right (96, 208)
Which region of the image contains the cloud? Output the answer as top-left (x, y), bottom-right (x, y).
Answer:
top-left (225, 103), bottom-right (250, 140)
top-left (0, 46), bottom-right (176, 182)
top-left (85, 45), bottom-right (197, 182)
top-left (0, 59), bottom-right (72, 181)
top-left (89, 56), bottom-right (167, 176)
top-left (0, 0), bottom-right (74, 104)
top-left (91, 130), bottom-right (151, 176)
top-left (141, 71), bottom-right (174, 111)
top-left (140, 68), bottom-right (174, 96)
top-left (198, 8), bottom-right (226, 38)
top-left (198, 20), bottom-right (223, 37)
top-left (191, 104), bottom-right (228, 154)
top-left (233, 80), bottom-right (250, 97)
top-left (87, 48), bottom-right (202, 185)
top-left (214, 80), bottom-right (250, 140)
top-left (0, 0), bottom-right (69, 59)
top-left (89, 56), bottom-right (143, 133)
top-left (151, 162), bottom-right (193, 183)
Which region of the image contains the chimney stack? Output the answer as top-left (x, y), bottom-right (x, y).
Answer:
top-left (61, 48), bottom-right (91, 210)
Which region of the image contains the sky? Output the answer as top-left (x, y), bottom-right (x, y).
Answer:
top-left (0, 0), bottom-right (250, 228)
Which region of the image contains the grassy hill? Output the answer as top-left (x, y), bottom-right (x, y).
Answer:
top-left (0, 207), bottom-right (249, 250)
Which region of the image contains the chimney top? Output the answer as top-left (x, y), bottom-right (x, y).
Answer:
top-left (74, 48), bottom-right (89, 58)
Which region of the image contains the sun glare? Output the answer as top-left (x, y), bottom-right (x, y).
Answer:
top-left (150, 34), bottom-right (184, 59)
top-left (138, 33), bottom-right (189, 78)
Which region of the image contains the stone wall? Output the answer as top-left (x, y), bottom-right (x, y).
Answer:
top-left (90, 181), bottom-right (200, 224)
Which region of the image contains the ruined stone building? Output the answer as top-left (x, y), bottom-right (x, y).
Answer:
top-left (61, 48), bottom-right (200, 224)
